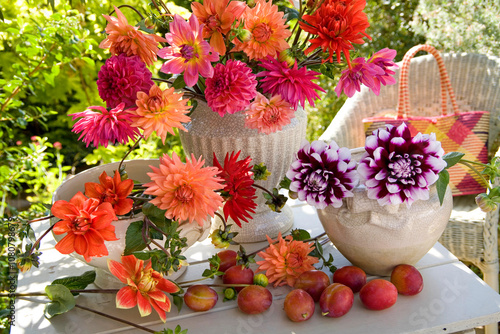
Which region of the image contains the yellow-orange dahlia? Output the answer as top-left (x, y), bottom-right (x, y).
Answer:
top-left (256, 233), bottom-right (319, 287)
top-left (128, 85), bottom-right (191, 144)
top-left (99, 6), bottom-right (167, 66)
top-left (144, 153), bottom-right (224, 226)
top-left (232, 0), bottom-right (290, 60)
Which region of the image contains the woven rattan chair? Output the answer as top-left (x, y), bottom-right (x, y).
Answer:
top-left (320, 52), bottom-right (500, 323)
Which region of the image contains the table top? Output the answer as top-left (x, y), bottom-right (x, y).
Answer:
top-left (13, 202), bottom-right (500, 334)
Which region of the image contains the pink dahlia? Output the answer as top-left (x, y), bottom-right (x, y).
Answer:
top-left (158, 14), bottom-right (219, 87)
top-left (367, 48), bottom-right (398, 95)
top-left (334, 57), bottom-right (383, 97)
top-left (286, 140), bottom-right (359, 209)
top-left (97, 54), bottom-right (154, 109)
top-left (244, 93), bottom-right (295, 134)
top-left (257, 57), bottom-right (325, 109)
top-left (358, 123), bottom-right (447, 206)
top-left (205, 60), bottom-right (257, 116)
top-left (69, 103), bottom-right (140, 148)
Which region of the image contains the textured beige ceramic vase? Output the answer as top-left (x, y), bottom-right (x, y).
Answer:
top-left (317, 148), bottom-right (453, 276)
top-left (51, 159), bottom-right (211, 289)
top-left (179, 100), bottom-right (307, 242)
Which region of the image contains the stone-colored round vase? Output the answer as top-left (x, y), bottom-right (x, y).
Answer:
top-left (179, 100), bottom-right (307, 242)
top-left (51, 159), bottom-right (211, 288)
top-left (317, 148), bottom-right (454, 276)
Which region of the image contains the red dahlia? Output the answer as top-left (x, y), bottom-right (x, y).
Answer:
top-left (213, 151), bottom-right (257, 227)
top-left (300, 0), bottom-right (371, 66)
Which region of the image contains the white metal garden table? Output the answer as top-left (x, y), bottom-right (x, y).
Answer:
top-left (12, 201), bottom-right (500, 334)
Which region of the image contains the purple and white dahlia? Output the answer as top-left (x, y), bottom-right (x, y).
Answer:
top-left (358, 123), bottom-right (447, 206)
top-left (286, 140), bottom-right (359, 209)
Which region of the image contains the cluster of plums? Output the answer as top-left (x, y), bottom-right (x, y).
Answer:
top-left (183, 249), bottom-right (424, 320)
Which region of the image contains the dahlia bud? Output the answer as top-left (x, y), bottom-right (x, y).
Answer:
top-left (278, 49), bottom-right (296, 68)
top-left (288, 191), bottom-right (298, 199)
top-left (223, 287), bottom-right (237, 301)
top-left (210, 229), bottom-right (231, 249)
top-left (306, 0), bottom-right (318, 9)
top-left (247, 0), bottom-right (256, 7)
top-left (236, 28), bottom-right (252, 43)
top-left (253, 273), bottom-right (269, 287)
top-left (17, 258), bottom-right (33, 273)
top-left (475, 193), bottom-right (498, 212)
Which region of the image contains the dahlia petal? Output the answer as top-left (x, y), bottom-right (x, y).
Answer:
top-left (136, 292), bottom-right (152, 317)
top-left (150, 299), bottom-right (169, 323)
top-left (116, 286), bottom-right (137, 309)
top-left (54, 233), bottom-right (76, 255)
top-left (108, 259), bottom-right (130, 284)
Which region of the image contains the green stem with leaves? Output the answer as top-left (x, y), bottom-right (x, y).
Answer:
top-left (459, 160), bottom-right (491, 190)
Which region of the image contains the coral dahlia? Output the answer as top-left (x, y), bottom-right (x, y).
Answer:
top-left (99, 6), bottom-right (167, 66)
top-left (70, 103), bottom-right (140, 148)
top-left (244, 93), bottom-right (295, 134)
top-left (300, 0), bottom-right (371, 66)
top-left (108, 255), bottom-right (181, 322)
top-left (191, 0), bottom-right (247, 55)
top-left (205, 59), bottom-right (257, 116)
top-left (213, 151), bottom-right (257, 227)
top-left (257, 57), bottom-right (325, 109)
top-left (358, 123), bottom-right (447, 206)
top-left (286, 140), bottom-right (359, 209)
top-left (128, 85), bottom-right (191, 144)
top-left (257, 232), bottom-right (319, 287)
top-left (144, 153), bottom-right (224, 225)
top-left (232, 0), bottom-right (290, 60)
top-left (97, 54), bottom-right (154, 109)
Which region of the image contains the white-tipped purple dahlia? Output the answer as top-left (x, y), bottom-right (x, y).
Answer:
top-left (358, 123), bottom-right (447, 206)
top-left (286, 140), bottom-right (359, 209)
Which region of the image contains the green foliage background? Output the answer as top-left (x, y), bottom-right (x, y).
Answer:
top-left (1, 0), bottom-right (499, 332)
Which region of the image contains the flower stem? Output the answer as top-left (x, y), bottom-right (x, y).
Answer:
top-left (75, 304), bottom-right (156, 333)
top-left (112, 5), bottom-right (145, 20)
top-left (214, 211), bottom-right (227, 231)
top-left (28, 224), bottom-right (56, 256)
top-left (118, 135), bottom-right (143, 172)
top-left (151, 239), bottom-right (171, 257)
top-left (458, 160), bottom-right (491, 190)
top-left (252, 183), bottom-right (275, 198)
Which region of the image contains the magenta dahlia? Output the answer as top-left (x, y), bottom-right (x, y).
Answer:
top-left (286, 140), bottom-right (359, 209)
top-left (257, 57), bottom-right (325, 109)
top-left (334, 56), bottom-right (383, 97)
top-left (367, 48), bottom-right (398, 95)
top-left (69, 103), bottom-right (140, 148)
top-left (204, 60), bottom-right (257, 116)
top-left (358, 123), bottom-right (447, 206)
top-left (97, 54), bottom-right (154, 109)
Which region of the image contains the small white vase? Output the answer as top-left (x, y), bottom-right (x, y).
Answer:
top-left (51, 159), bottom-right (211, 288)
top-left (317, 148), bottom-right (454, 276)
top-left (179, 100), bottom-right (307, 242)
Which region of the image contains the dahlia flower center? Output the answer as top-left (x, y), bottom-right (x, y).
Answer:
top-left (137, 269), bottom-right (158, 292)
top-left (175, 185), bottom-right (194, 203)
top-left (388, 153), bottom-right (422, 184)
top-left (73, 216), bottom-right (91, 234)
top-left (263, 107), bottom-right (281, 124)
top-left (305, 171), bottom-right (330, 192)
top-left (104, 189), bottom-right (119, 204)
top-left (180, 44), bottom-right (196, 61)
top-left (253, 23), bottom-right (272, 43)
top-left (206, 15), bottom-right (220, 31)
top-left (287, 251), bottom-right (304, 268)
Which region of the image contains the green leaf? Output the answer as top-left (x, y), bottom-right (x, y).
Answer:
top-left (291, 229), bottom-right (311, 241)
top-left (0, 8), bottom-right (4, 21)
top-left (173, 294), bottom-right (183, 312)
top-left (82, 57), bottom-right (95, 67)
top-left (124, 220), bottom-right (147, 255)
top-left (279, 176), bottom-right (291, 190)
top-left (51, 270), bottom-right (96, 296)
top-left (131, 251), bottom-right (151, 260)
top-left (173, 75), bottom-right (186, 89)
top-left (142, 202), bottom-right (167, 226)
top-left (443, 152), bottom-right (465, 169)
top-left (278, 5), bottom-right (300, 22)
top-left (436, 169), bottom-right (450, 205)
top-left (44, 284), bottom-right (76, 318)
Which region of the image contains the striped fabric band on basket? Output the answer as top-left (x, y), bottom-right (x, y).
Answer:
top-left (363, 44), bottom-right (490, 196)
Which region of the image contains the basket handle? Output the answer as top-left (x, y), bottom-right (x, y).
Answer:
top-left (396, 44), bottom-right (460, 118)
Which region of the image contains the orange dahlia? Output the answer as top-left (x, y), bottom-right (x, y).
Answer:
top-left (144, 153), bottom-right (224, 226)
top-left (232, 0), bottom-right (290, 60)
top-left (84, 170), bottom-right (134, 216)
top-left (191, 0), bottom-right (247, 55)
top-left (99, 6), bottom-right (167, 66)
top-left (108, 255), bottom-right (181, 322)
top-left (256, 233), bottom-right (319, 287)
top-left (300, 0), bottom-right (371, 66)
top-left (128, 85), bottom-right (191, 144)
top-left (244, 93), bottom-right (295, 134)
